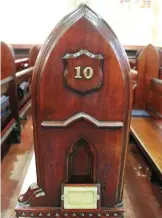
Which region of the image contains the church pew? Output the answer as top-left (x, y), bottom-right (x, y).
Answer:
top-left (15, 58), bottom-right (29, 71)
top-left (159, 67), bottom-right (162, 80)
top-left (29, 44), bottom-right (41, 67)
top-left (131, 69), bottom-right (138, 89)
top-left (130, 45), bottom-right (162, 181)
top-left (15, 45), bottom-right (40, 119)
top-left (1, 42), bottom-right (20, 152)
top-left (130, 45), bottom-right (162, 110)
top-left (133, 44), bottom-right (161, 109)
top-left (15, 67), bottom-right (33, 119)
top-left (131, 78), bottom-right (162, 180)
top-left (158, 48), bottom-right (162, 79)
top-left (147, 78), bottom-right (162, 118)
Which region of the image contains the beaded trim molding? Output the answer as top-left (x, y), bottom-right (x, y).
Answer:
top-left (16, 211), bottom-right (123, 217)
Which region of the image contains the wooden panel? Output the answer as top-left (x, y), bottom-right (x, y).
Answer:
top-left (29, 45), bottom-right (40, 67)
top-left (134, 44), bottom-right (160, 109)
top-left (148, 78), bottom-right (162, 118)
top-left (15, 4), bottom-right (132, 217)
top-left (131, 117), bottom-right (162, 177)
top-left (15, 58), bottom-right (29, 71)
top-left (1, 42), bottom-right (20, 145)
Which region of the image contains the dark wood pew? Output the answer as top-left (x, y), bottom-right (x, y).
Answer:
top-left (15, 45), bottom-right (40, 119)
top-left (1, 42), bottom-right (20, 154)
top-left (133, 44), bottom-right (161, 109)
top-left (158, 48), bottom-right (162, 79)
top-left (15, 4), bottom-right (132, 217)
top-left (29, 44), bottom-right (40, 67)
top-left (148, 78), bottom-right (162, 118)
top-left (14, 44), bottom-right (40, 71)
top-left (130, 45), bottom-right (162, 181)
top-left (131, 78), bottom-right (162, 180)
top-left (15, 67), bottom-right (33, 119)
top-left (159, 67), bottom-right (162, 79)
top-left (15, 58), bottom-right (29, 71)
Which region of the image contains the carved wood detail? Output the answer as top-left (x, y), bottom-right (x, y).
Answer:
top-left (18, 183), bottom-right (45, 207)
top-left (41, 113), bottom-right (123, 128)
top-left (65, 136), bottom-right (98, 184)
top-left (63, 49), bottom-right (104, 94)
top-left (16, 4), bottom-right (132, 217)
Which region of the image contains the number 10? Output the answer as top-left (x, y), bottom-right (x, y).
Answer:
top-left (75, 66), bottom-right (93, 80)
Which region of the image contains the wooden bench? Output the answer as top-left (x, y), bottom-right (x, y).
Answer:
top-left (1, 43), bottom-right (40, 157)
top-left (131, 78), bottom-right (162, 180)
top-left (1, 42), bottom-right (20, 154)
top-left (15, 45), bottom-right (40, 119)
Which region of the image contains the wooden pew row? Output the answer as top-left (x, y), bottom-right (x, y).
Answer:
top-left (158, 47), bottom-right (162, 79)
top-left (15, 45), bottom-right (40, 120)
top-left (148, 78), bottom-right (162, 118)
top-left (14, 43), bottom-right (40, 71)
top-left (159, 67), bottom-right (162, 80)
top-left (15, 58), bottom-right (29, 71)
top-left (1, 42), bottom-right (40, 156)
top-left (131, 44), bottom-right (162, 109)
top-left (131, 78), bottom-right (162, 181)
top-left (130, 44), bottom-right (162, 181)
top-left (1, 42), bottom-right (20, 150)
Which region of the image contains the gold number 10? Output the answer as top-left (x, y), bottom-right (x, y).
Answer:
top-left (75, 66), bottom-right (93, 80)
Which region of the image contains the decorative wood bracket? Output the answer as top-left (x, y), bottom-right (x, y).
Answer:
top-left (18, 183), bottom-right (45, 206)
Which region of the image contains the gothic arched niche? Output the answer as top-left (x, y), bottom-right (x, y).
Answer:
top-left (65, 137), bottom-right (97, 184)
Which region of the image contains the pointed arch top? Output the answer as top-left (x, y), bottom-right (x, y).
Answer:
top-left (32, 2), bottom-right (132, 132)
top-left (32, 3), bottom-right (131, 94)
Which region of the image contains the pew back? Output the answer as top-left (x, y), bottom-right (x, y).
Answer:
top-left (1, 42), bottom-right (20, 145)
top-left (134, 44), bottom-right (160, 109)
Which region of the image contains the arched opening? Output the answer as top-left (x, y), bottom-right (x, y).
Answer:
top-left (66, 137), bottom-right (97, 184)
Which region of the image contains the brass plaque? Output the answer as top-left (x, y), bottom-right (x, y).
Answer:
top-left (61, 184), bottom-right (100, 209)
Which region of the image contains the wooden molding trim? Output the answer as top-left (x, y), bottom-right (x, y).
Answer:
top-left (11, 44), bottom-right (162, 51)
top-left (41, 113), bottom-right (123, 128)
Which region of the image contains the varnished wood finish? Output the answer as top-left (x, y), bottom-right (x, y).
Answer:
top-left (159, 67), bottom-right (162, 79)
top-left (15, 4), bottom-right (132, 218)
top-left (2, 117), bottom-right (162, 217)
top-left (1, 41), bottom-right (20, 147)
top-left (41, 112), bottom-right (123, 128)
top-left (130, 54), bottom-right (162, 182)
top-left (15, 45), bottom-right (39, 117)
top-left (15, 68), bottom-right (32, 115)
top-left (134, 44), bottom-right (161, 109)
top-left (29, 45), bottom-right (40, 67)
top-left (131, 117), bottom-right (162, 179)
top-left (148, 78), bottom-right (162, 118)
top-left (131, 69), bottom-right (137, 90)
top-left (15, 58), bottom-right (29, 71)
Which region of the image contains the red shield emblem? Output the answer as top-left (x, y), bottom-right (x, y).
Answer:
top-left (63, 49), bottom-right (104, 94)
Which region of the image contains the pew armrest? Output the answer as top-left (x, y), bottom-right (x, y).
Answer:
top-left (16, 67), bottom-right (34, 78)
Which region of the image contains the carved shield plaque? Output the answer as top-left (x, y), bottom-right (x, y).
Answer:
top-left (63, 49), bottom-right (104, 94)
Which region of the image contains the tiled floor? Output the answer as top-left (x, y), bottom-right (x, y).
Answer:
top-left (1, 118), bottom-right (162, 218)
